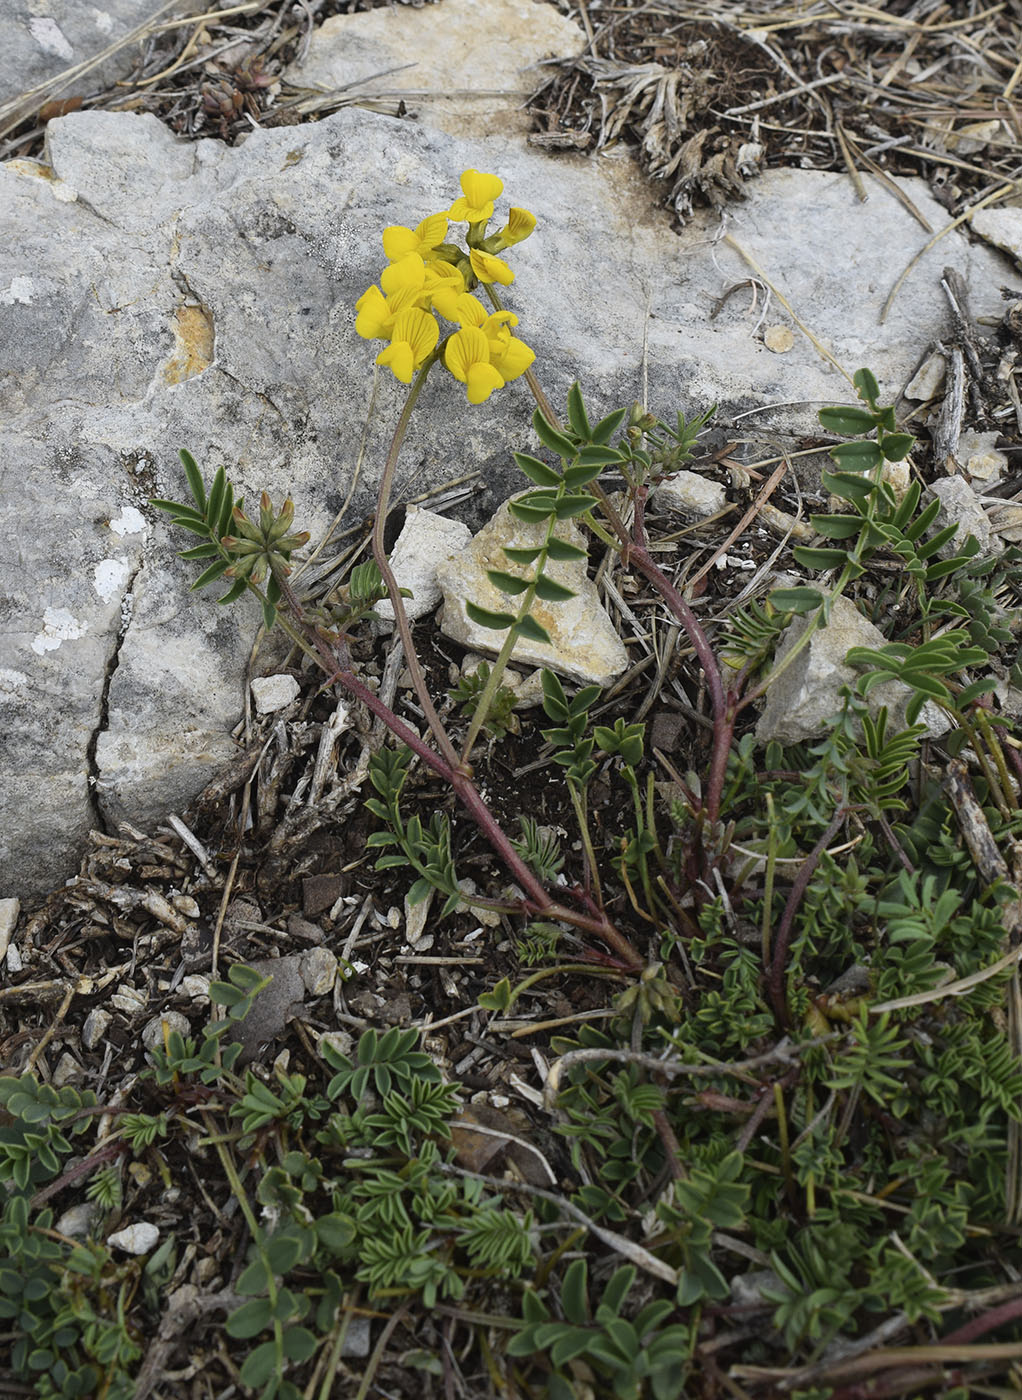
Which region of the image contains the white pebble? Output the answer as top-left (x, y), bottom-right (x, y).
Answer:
top-left (107, 1223), bottom-right (160, 1255)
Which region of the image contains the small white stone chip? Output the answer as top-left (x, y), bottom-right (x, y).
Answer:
top-left (657, 471), bottom-right (728, 520)
top-left (0, 898), bottom-right (19, 962)
top-left (251, 674), bottom-right (300, 714)
top-left (108, 1222), bottom-right (160, 1255)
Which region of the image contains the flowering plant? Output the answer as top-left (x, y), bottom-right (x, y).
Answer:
top-left (355, 169), bottom-right (536, 403)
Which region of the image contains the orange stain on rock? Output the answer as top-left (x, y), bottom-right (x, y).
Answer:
top-left (162, 304), bottom-right (214, 384)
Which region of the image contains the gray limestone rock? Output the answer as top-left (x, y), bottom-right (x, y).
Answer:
top-left (0, 2), bottom-right (202, 112)
top-left (1, 58), bottom-right (1016, 898)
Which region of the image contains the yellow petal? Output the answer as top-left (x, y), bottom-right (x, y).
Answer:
top-left (380, 252), bottom-right (426, 296)
top-left (466, 362), bottom-right (505, 404)
top-left (391, 307), bottom-right (440, 365)
top-left (354, 285), bottom-right (393, 340)
top-left (469, 248), bottom-right (514, 286)
top-left (382, 225), bottom-right (419, 262)
top-left (491, 333), bottom-right (534, 382)
top-left (444, 326), bottom-right (490, 384)
top-left (497, 207), bottom-right (537, 247)
top-left (377, 341), bottom-right (415, 383)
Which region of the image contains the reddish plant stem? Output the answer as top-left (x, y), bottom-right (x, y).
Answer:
top-left (274, 575), bottom-right (643, 965)
top-left (940, 1296), bottom-right (1022, 1346)
top-left (768, 807), bottom-right (848, 1026)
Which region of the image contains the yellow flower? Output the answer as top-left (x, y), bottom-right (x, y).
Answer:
top-left (469, 247), bottom-right (514, 286)
top-left (445, 326), bottom-right (504, 404)
top-left (382, 213), bottom-right (449, 263)
top-left (422, 259), bottom-right (466, 309)
top-left (380, 252), bottom-right (426, 298)
top-left (449, 169), bottom-right (503, 225)
top-left (494, 206), bottom-right (536, 248)
top-left (354, 285), bottom-right (394, 340)
top-left (376, 307), bottom-right (440, 384)
top-left (489, 326), bottom-right (534, 383)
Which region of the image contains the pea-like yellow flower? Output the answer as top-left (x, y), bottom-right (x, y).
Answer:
top-left (376, 307), bottom-right (440, 384)
top-left (355, 285), bottom-right (395, 340)
top-left (449, 169), bottom-right (503, 225)
top-left (494, 206), bottom-right (537, 248)
top-left (489, 325), bottom-right (535, 383)
top-left (422, 259), bottom-right (466, 308)
top-left (380, 252), bottom-right (427, 298)
top-left (445, 326), bottom-right (504, 404)
top-left (382, 213), bottom-right (449, 263)
top-left (469, 247), bottom-right (514, 286)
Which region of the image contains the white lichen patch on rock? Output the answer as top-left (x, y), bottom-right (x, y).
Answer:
top-left (31, 607), bottom-right (89, 655)
top-left (109, 505), bottom-right (146, 537)
top-left (93, 556), bottom-right (132, 603)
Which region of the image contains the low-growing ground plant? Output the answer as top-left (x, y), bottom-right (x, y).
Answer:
top-left (7, 165), bottom-right (1019, 1396)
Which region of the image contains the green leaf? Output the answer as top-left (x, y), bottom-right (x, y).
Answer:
top-left (218, 577), bottom-right (248, 606)
top-left (508, 499), bottom-right (555, 524)
top-left (553, 495), bottom-right (598, 519)
top-left (591, 407), bottom-right (628, 444)
top-left (818, 406), bottom-right (878, 434)
top-left (239, 1340), bottom-right (279, 1389)
top-left (603, 1265), bottom-right (636, 1316)
top-left (575, 445), bottom-right (625, 466)
top-left (820, 470), bottom-right (877, 502)
top-left (566, 381), bottom-right (591, 439)
top-left (513, 453), bottom-right (561, 487)
top-left (853, 367), bottom-right (881, 406)
top-left (192, 558), bottom-right (233, 591)
top-left (545, 537), bottom-right (588, 561)
top-left (515, 614), bottom-right (552, 644)
top-left (406, 878), bottom-right (433, 906)
top-left (178, 542), bottom-right (221, 560)
top-left (281, 1327), bottom-right (317, 1362)
top-left (316, 1214), bottom-right (356, 1252)
top-left (792, 546), bottom-right (850, 571)
top-left (830, 441), bottom-right (884, 471)
top-left (880, 432), bottom-right (915, 462)
top-left (226, 1298), bottom-right (274, 1339)
top-left (465, 602), bottom-right (515, 630)
top-left (533, 576), bottom-right (576, 602)
top-left (532, 408), bottom-right (578, 460)
top-left (479, 978), bottom-right (512, 1012)
top-left (237, 1259), bottom-right (272, 1296)
top-left (503, 546), bottom-right (543, 564)
top-left (150, 499), bottom-right (205, 521)
top-left (561, 1258), bottom-right (589, 1325)
top-left (265, 1232), bottom-right (303, 1275)
top-left (180, 449), bottom-right (205, 508)
top-left (769, 587), bottom-right (823, 613)
top-left (811, 514), bottom-right (865, 540)
top-left (957, 679), bottom-right (997, 707)
top-left (562, 461), bottom-right (607, 487)
top-left (487, 569), bottom-right (531, 596)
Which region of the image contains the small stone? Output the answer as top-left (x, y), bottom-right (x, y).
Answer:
top-left (82, 1008), bottom-right (112, 1051)
top-left (52, 1053), bottom-right (81, 1087)
top-left (107, 1222), bottom-right (160, 1255)
top-left (763, 323), bottom-right (794, 353)
top-left (376, 507), bottom-right (473, 623)
top-left (111, 984), bottom-right (147, 1014)
top-left (57, 1202), bottom-right (97, 1240)
top-left (437, 496), bottom-right (627, 688)
top-left (251, 674), bottom-right (300, 715)
top-left (317, 1029), bottom-right (354, 1061)
top-left (287, 914), bottom-right (323, 943)
top-left (928, 476), bottom-right (993, 558)
top-left (971, 208), bottom-right (1022, 270)
top-left (141, 1011), bottom-right (191, 1052)
top-left (299, 946), bottom-right (338, 996)
top-left (404, 887), bottom-right (434, 949)
top-left (6, 944), bottom-right (22, 972)
top-left (657, 471), bottom-right (728, 519)
top-left (904, 351), bottom-right (946, 401)
top-left (303, 873), bottom-right (347, 917)
top-left (341, 1315), bottom-right (371, 1358)
top-left (957, 429), bottom-right (1007, 484)
top-left (179, 974), bottom-right (211, 1000)
top-left (0, 898), bottom-right (19, 961)
top-left (171, 894), bottom-right (200, 918)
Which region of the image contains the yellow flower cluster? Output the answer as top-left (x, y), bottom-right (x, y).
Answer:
top-left (355, 169), bottom-right (537, 403)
